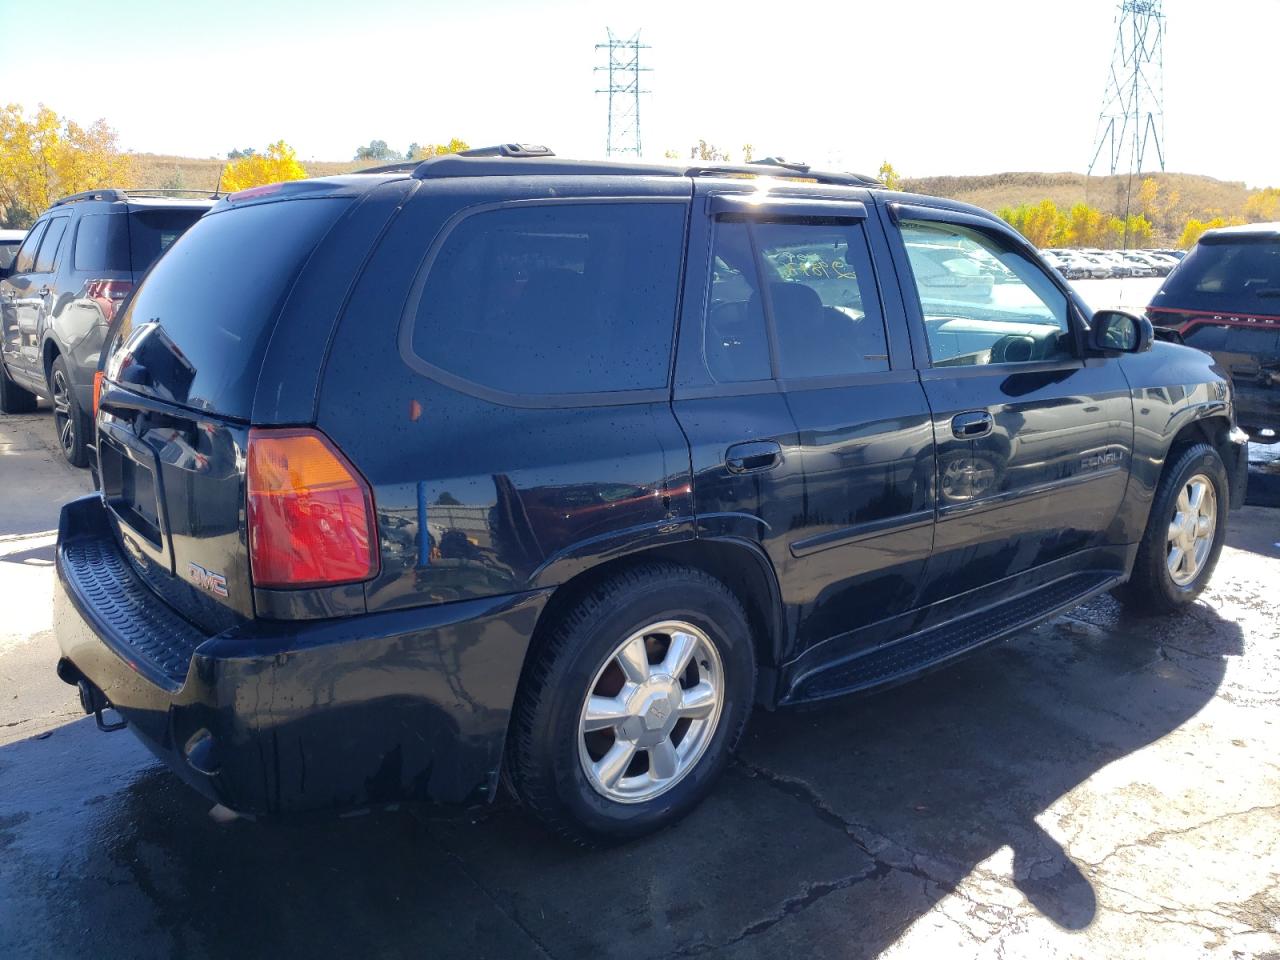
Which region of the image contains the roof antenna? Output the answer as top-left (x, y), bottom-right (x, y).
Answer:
top-left (213, 166), bottom-right (223, 199)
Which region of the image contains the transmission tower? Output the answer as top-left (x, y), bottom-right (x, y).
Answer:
top-left (1088, 0), bottom-right (1166, 177)
top-left (595, 30), bottom-right (650, 158)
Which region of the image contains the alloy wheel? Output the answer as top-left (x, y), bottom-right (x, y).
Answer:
top-left (1166, 473), bottom-right (1217, 587)
top-left (577, 620), bottom-right (724, 804)
top-left (51, 368), bottom-right (76, 458)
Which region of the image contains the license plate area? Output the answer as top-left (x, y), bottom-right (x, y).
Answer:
top-left (98, 426), bottom-right (171, 572)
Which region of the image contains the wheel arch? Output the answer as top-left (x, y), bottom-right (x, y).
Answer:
top-left (523, 538), bottom-right (786, 708)
top-left (1163, 413), bottom-right (1243, 508)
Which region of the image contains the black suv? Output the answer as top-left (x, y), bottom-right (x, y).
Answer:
top-left (0, 190), bottom-right (213, 465)
top-left (53, 148), bottom-right (1248, 843)
top-left (1148, 222), bottom-right (1280, 442)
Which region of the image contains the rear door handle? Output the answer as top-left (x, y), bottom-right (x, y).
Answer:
top-left (726, 439), bottom-right (782, 473)
top-left (951, 411), bottom-right (993, 439)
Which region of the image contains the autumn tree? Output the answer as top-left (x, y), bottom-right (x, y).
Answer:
top-left (878, 161), bottom-right (902, 191)
top-left (1244, 187), bottom-right (1280, 223)
top-left (1106, 213), bottom-right (1153, 249)
top-left (997, 200), bottom-right (1064, 248)
top-left (219, 140), bottom-right (307, 192)
top-left (1178, 215), bottom-right (1246, 249)
top-left (690, 140), bottom-right (730, 162)
top-left (408, 138), bottom-right (470, 161)
top-left (0, 103), bottom-right (132, 227)
top-left (741, 143), bottom-right (755, 163)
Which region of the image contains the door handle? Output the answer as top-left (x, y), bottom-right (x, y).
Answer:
top-left (726, 439), bottom-right (782, 474)
top-left (951, 411), bottom-right (994, 439)
top-left (37, 285), bottom-right (52, 297)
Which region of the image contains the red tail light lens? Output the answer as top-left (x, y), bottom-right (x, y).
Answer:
top-left (246, 428), bottom-right (378, 588)
top-left (84, 279), bottom-right (135, 322)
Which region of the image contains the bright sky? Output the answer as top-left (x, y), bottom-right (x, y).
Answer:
top-left (2, 0), bottom-right (1276, 186)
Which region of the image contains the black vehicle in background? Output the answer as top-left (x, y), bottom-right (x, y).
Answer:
top-left (0, 190), bottom-right (213, 465)
top-left (1148, 222), bottom-right (1280, 443)
top-left (52, 148), bottom-right (1248, 844)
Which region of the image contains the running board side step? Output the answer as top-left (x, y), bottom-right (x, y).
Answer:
top-left (784, 571), bottom-right (1121, 704)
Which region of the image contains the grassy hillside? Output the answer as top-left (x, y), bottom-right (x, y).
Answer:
top-left (900, 171), bottom-right (1253, 220)
top-left (124, 153), bottom-right (379, 192)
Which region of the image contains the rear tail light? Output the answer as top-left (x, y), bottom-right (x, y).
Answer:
top-left (84, 279), bottom-right (135, 322)
top-left (246, 428), bottom-right (378, 588)
top-left (92, 371), bottom-right (104, 415)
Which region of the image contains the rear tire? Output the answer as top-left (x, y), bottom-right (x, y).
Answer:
top-left (49, 355), bottom-right (89, 467)
top-left (508, 563), bottom-right (756, 845)
top-left (0, 361), bottom-right (38, 414)
top-left (1115, 442), bottom-right (1228, 616)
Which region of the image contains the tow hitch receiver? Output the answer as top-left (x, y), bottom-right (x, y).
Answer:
top-left (77, 679), bottom-right (127, 732)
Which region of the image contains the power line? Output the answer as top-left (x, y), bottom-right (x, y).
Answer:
top-left (594, 29), bottom-right (650, 158)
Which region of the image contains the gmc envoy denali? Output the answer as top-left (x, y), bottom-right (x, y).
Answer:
top-left (53, 146), bottom-right (1249, 843)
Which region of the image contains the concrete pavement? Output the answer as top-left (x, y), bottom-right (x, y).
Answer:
top-left (0, 410), bottom-right (1277, 959)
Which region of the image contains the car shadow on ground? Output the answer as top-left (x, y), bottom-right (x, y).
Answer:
top-left (0, 591), bottom-right (1241, 960)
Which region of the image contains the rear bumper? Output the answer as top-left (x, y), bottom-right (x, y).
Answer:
top-left (54, 495), bottom-right (549, 814)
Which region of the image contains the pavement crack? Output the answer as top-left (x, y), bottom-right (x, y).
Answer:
top-left (1077, 802), bottom-right (1280, 868)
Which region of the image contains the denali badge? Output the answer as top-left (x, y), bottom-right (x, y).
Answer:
top-left (188, 561), bottom-right (229, 598)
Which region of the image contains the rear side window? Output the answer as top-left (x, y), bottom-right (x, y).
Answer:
top-left (13, 220), bottom-right (47, 273)
top-left (74, 213), bottom-right (129, 271)
top-left (0, 240), bottom-right (19, 270)
top-left (408, 202), bottom-right (686, 397)
top-left (33, 218), bottom-right (69, 273)
top-left (702, 216), bottom-right (890, 383)
top-left (106, 198), bottom-right (349, 417)
top-left (1157, 238), bottom-right (1280, 311)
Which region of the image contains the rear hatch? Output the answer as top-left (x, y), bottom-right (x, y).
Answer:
top-left (1148, 233), bottom-right (1280, 387)
top-left (97, 194), bottom-right (357, 632)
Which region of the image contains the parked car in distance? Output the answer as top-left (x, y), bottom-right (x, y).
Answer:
top-left (0, 190), bottom-right (213, 466)
top-left (53, 148), bottom-right (1248, 844)
top-left (1119, 252), bottom-right (1159, 277)
top-left (1148, 221), bottom-right (1280, 443)
top-left (0, 228), bottom-right (25, 274)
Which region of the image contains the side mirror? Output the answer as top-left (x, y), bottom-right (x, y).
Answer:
top-left (1089, 309), bottom-right (1152, 355)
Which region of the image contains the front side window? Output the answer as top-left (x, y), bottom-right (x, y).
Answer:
top-left (702, 216), bottom-right (890, 383)
top-left (410, 202), bottom-right (686, 397)
top-left (33, 217), bottom-right (70, 273)
top-left (900, 219), bottom-right (1074, 367)
top-left (12, 220), bottom-right (47, 274)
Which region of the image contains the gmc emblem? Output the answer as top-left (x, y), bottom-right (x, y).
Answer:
top-left (188, 561), bottom-right (229, 598)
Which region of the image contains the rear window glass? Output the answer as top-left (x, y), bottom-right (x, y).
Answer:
top-left (409, 202), bottom-right (686, 397)
top-left (129, 209), bottom-right (205, 273)
top-left (1156, 238), bottom-right (1280, 312)
top-left (105, 198), bottom-right (349, 417)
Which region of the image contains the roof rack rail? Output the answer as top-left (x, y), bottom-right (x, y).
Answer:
top-left (687, 158), bottom-right (882, 188)
top-left (53, 189), bottom-right (128, 206)
top-left (355, 160), bottom-right (420, 175)
top-left (53, 187), bottom-right (224, 206)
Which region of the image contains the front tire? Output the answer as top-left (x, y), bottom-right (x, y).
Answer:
top-left (1116, 442), bottom-right (1228, 616)
top-left (508, 564), bottom-right (756, 845)
top-left (49, 355), bottom-right (89, 467)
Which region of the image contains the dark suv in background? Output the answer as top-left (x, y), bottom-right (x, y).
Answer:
top-left (0, 190), bottom-right (212, 465)
top-left (1148, 222), bottom-right (1280, 443)
top-left (53, 148), bottom-right (1247, 844)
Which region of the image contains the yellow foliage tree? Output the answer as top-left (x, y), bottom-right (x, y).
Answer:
top-left (1062, 202), bottom-right (1109, 248)
top-left (997, 200), bottom-right (1065, 247)
top-left (1105, 214), bottom-right (1154, 249)
top-left (408, 138), bottom-right (470, 161)
top-left (1244, 187), bottom-right (1280, 223)
top-left (1178, 215), bottom-right (1247, 249)
top-left (878, 160), bottom-right (902, 191)
top-left (219, 140), bottom-right (308, 192)
top-left (0, 103), bottom-right (132, 227)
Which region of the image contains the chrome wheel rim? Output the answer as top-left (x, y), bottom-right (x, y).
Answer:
top-left (578, 620), bottom-right (724, 804)
top-left (1167, 473), bottom-right (1217, 587)
top-left (51, 368), bottom-right (75, 457)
